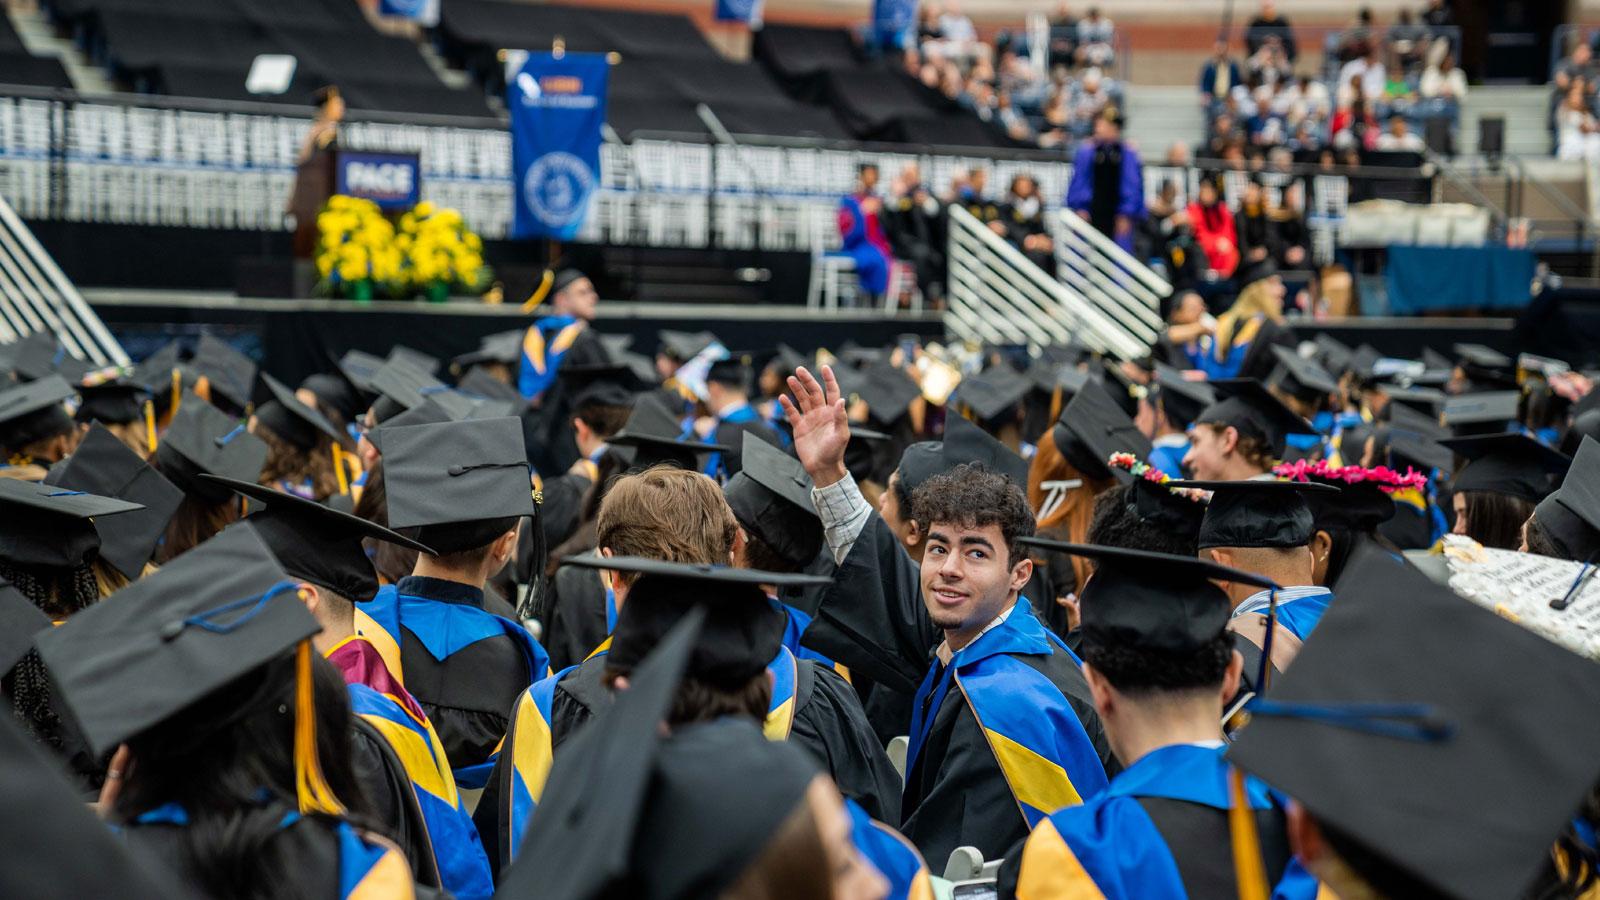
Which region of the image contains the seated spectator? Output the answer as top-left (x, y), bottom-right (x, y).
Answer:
top-left (1420, 50), bottom-right (1467, 102)
top-left (1336, 6), bottom-right (1376, 63)
top-left (1068, 67), bottom-right (1113, 136)
top-left (1421, 0), bottom-right (1455, 32)
top-left (1187, 175), bottom-right (1239, 279)
top-left (1001, 174), bottom-right (1053, 271)
top-left (1332, 98), bottom-right (1380, 151)
top-left (1165, 141), bottom-right (1193, 168)
top-left (1246, 38), bottom-right (1292, 89)
top-left (1047, 1), bottom-right (1078, 68)
top-left (1235, 177), bottom-right (1273, 267)
top-left (1205, 112), bottom-right (1241, 159)
top-left (1557, 81), bottom-right (1600, 162)
top-left (1245, 0), bottom-right (1297, 62)
top-left (1382, 49), bottom-right (1417, 114)
top-left (1276, 73), bottom-right (1331, 130)
top-left (1160, 210), bottom-right (1208, 291)
top-left (884, 164), bottom-right (946, 305)
top-left (954, 166), bottom-right (1003, 226)
top-left (1075, 7), bottom-right (1114, 68)
top-left (1268, 181), bottom-right (1311, 270)
top-left (1337, 43), bottom-right (1387, 105)
top-left (1376, 114), bottom-right (1425, 151)
top-left (937, 0), bottom-right (979, 60)
top-left (837, 164), bottom-right (893, 304)
top-left (1245, 93), bottom-right (1286, 146)
top-left (1388, 9), bottom-right (1428, 70)
top-left (1199, 42), bottom-right (1244, 112)
top-left (1037, 87), bottom-right (1070, 147)
top-left (996, 90), bottom-right (1032, 142)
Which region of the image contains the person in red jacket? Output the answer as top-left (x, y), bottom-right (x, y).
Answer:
top-left (1185, 175), bottom-right (1238, 279)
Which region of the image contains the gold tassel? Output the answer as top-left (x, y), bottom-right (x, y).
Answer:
top-left (1048, 384), bottom-right (1064, 424)
top-left (143, 399), bottom-right (157, 454)
top-left (168, 368), bottom-right (182, 423)
top-left (1227, 767), bottom-right (1270, 900)
top-left (520, 269), bottom-right (555, 314)
top-left (331, 443), bottom-right (350, 496)
top-left (293, 640), bottom-right (346, 816)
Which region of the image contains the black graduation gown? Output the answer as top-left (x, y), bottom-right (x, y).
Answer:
top-left (711, 414), bottom-right (784, 479)
top-left (800, 513), bottom-right (1116, 866)
top-left (349, 717), bottom-right (442, 890)
top-left (542, 560), bottom-right (609, 672)
top-left (1380, 504), bottom-right (1433, 550)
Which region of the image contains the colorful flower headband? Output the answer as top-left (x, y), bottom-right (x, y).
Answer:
top-left (1108, 452), bottom-right (1208, 502)
top-left (1273, 458), bottom-right (1427, 493)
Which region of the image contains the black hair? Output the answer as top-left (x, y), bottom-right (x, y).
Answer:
top-left (742, 527), bottom-right (803, 575)
top-left (911, 463), bottom-right (1036, 567)
top-left (1080, 630), bottom-right (1234, 694)
top-left (114, 652), bottom-right (379, 900)
top-left (602, 665), bottom-right (771, 727)
top-left (1086, 484), bottom-right (1200, 557)
top-left (1523, 512), bottom-right (1569, 560)
top-left (1461, 490), bottom-right (1537, 551)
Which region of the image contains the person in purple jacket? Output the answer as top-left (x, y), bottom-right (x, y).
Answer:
top-left (1066, 106), bottom-right (1145, 254)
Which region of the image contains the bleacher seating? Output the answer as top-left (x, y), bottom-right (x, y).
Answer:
top-left (0, 9), bottom-right (70, 89)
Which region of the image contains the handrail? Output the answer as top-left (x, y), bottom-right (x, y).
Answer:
top-left (1050, 209), bottom-right (1166, 346)
top-left (1425, 150), bottom-right (1511, 240)
top-left (945, 204), bottom-right (1146, 358)
top-left (0, 192), bottom-right (125, 366)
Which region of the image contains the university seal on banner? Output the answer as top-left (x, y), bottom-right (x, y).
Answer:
top-left (524, 151), bottom-right (595, 228)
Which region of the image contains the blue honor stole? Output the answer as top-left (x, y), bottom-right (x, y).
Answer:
top-left (517, 315), bottom-right (585, 401)
top-left (906, 600), bottom-right (1109, 829)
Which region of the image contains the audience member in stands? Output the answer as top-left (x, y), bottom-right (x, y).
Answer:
top-left (1555, 42), bottom-right (1597, 99)
top-left (1047, 1), bottom-right (1078, 68)
top-left (1186, 175), bottom-right (1239, 280)
top-left (1066, 107), bottom-right (1143, 253)
top-left (1234, 178), bottom-right (1273, 269)
top-left (953, 167), bottom-right (1003, 228)
top-left (884, 165), bottom-right (946, 305)
top-left (1075, 7), bottom-right (1114, 68)
top-left (1332, 97), bottom-right (1380, 151)
top-left (1244, 93), bottom-right (1285, 147)
top-left (1001, 174), bottom-right (1053, 272)
top-left (1388, 9), bottom-right (1428, 71)
top-left (1067, 68), bottom-right (1113, 137)
top-left (1268, 182), bottom-right (1311, 271)
top-left (1199, 41), bottom-right (1243, 115)
top-left (1336, 7), bottom-right (1377, 63)
top-left (1557, 81), bottom-right (1600, 162)
top-left (1421, 0), bottom-right (1455, 32)
top-left (838, 164), bottom-right (893, 306)
top-left (1245, 39), bottom-right (1292, 90)
top-left (1420, 50), bottom-right (1467, 105)
top-left (1246, 1), bottom-right (1296, 61)
top-left (1376, 114), bottom-right (1425, 152)
top-left (1338, 43), bottom-right (1387, 105)
top-left (934, 0), bottom-right (980, 62)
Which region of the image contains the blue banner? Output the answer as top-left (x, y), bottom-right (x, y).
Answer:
top-left (871, 0), bottom-right (917, 48)
top-left (335, 151), bottom-right (421, 210)
top-left (714, 0), bottom-right (761, 24)
top-left (378, 0), bottom-right (438, 26)
top-left (510, 52), bottom-right (608, 241)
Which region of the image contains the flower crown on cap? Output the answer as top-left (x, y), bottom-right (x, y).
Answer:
top-left (1108, 452), bottom-right (1208, 502)
top-left (1273, 458), bottom-right (1427, 493)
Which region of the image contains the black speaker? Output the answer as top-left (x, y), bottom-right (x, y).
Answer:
top-left (1479, 116), bottom-right (1505, 157)
top-left (1425, 117), bottom-right (1455, 157)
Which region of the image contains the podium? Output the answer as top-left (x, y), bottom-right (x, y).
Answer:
top-left (288, 146), bottom-right (423, 259)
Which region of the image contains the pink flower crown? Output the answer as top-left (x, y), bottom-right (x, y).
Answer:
top-left (1107, 452), bottom-right (1207, 502)
top-left (1272, 458), bottom-right (1427, 493)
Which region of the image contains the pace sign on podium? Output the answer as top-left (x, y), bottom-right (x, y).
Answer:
top-left (334, 150), bottom-right (423, 211)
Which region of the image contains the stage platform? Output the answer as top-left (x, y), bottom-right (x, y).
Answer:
top-left (85, 289), bottom-right (1524, 387)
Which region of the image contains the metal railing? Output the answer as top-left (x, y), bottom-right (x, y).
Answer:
top-left (0, 191), bottom-right (125, 365)
top-left (1050, 209), bottom-right (1165, 348)
top-left (945, 204), bottom-right (1146, 358)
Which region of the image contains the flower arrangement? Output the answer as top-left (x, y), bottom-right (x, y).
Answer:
top-left (396, 201), bottom-right (490, 302)
top-left (315, 196), bottom-right (401, 301)
top-left (1273, 459), bottom-right (1427, 493)
top-left (1108, 452), bottom-right (1209, 502)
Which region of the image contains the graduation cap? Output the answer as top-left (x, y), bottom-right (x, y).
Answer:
top-left (1152, 364), bottom-right (1215, 429)
top-left (189, 334), bottom-right (257, 413)
top-left (10, 331), bottom-right (90, 384)
top-left (74, 380), bottom-right (148, 427)
top-left (367, 358), bottom-right (446, 421)
top-left (296, 370), bottom-right (366, 426)
top-left (1345, 344), bottom-right (1382, 385)
top-left (387, 344), bottom-right (441, 377)
top-left (365, 397), bottom-right (453, 455)
top-left (560, 555), bottom-right (830, 684)
top-left (767, 344), bottom-right (810, 378)
top-left (1313, 334), bottom-right (1355, 377)
top-left (336, 349), bottom-right (385, 395)
top-left (1170, 479), bottom-right (1340, 550)
top-left (202, 475), bottom-right (435, 602)
top-left (1194, 378), bottom-right (1316, 459)
top-left (34, 526), bottom-right (330, 808)
top-left (1228, 541), bottom-right (1600, 900)
top-left (1051, 382), bottom-right (1152, 481)
top-left (571, 376), bottom-right (636, 412)
top-left (1453, 342), bottom-right (1516, 388)
top-left (953, 365), bottom-right (1032, 423)
top-left (451, 329), bottom-right (524, 372)
top-left (0, 580), bottom-right (49, 675)
top-left (153, 393), bottom-right (270, 504)
top-left (44, 425), bottom-right (183, 579)
top-left (705, 354), bottom-right (753, 391)
top-left (844, 424), bottom-right (892, 486)
top-left (596, 334), bottom-right (661, 387)
top-left (1267, 346), bottom-right (1338, 405)
top-left (846, 363), bottom-right (921, 428)
top-left (1440, 432), bottom-right (1571, 504)
top-left (1381, 385), bottom-right (1445, 417)
top-left (255, 373), bottom-right (346, 451)
top-left (1533, 436), bottom-right (1600, 562)
top-left (723, 433), bottom-right (821, 569)
top-left (1096, 360), bottom-right (1147, 419)
top-left (1274, 461), bottom-right (1406, 533)
top-left (0, 374), bottom-right (76, 450)
top-left (1442, 391), bottom-right (1520, 435)
top-left (0, 473), bottom-right (143, 569)
top-left (1421, 346), bottom-right (1453, 372)
top-left (1105, 456), bottom-right (1210, 537)
top-left (382, 416), bottom-right (536, 554)
top-left (940, 411), bottom-right (1029, 487)
top-left (608, 394), bottom-right (728, 472)
top-left (1235, 257), bottom-right (1278, 292)
top-left (132, 340), bottom-right (185, 394)
top-left (1019, 539), bottom-right (1275, 652)
top-left (657, 330), bottom-right (719, 362)
top-left (455, 367), bottom-right (524, 406)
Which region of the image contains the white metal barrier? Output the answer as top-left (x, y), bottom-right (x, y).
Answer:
top-left (1050, 209), bottom-right (1166, 348)
top-left (0, 192), bottom-right (126, 365)
top-left (946, 204), bottom-right (1148, 358)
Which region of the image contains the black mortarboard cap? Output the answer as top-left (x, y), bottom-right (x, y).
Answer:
top-left (1125, 472), bottom-right (1209, 537)
top-left (1096, 362), bottom-right (1146, 419)
top-left (451, 330), bottom-right (524, 371)
top-left (382, 416), bottom-right (535, 553)
top-left (1229, 542), bottom-right (1600, 900)
top-left (255, 373), bottom-right (346, 451)
top-left (1194, 378), bottom-right (1316, 458)
top-left (365, 397), bottom-right (453, 455)
top-left (1153, 364), bottom-right (1215, 428)
top-left (1171, 479), bottom-right (1339, 550)
top-left (1313, 334), bottom-right (1354, 376)
top-left (1441, 432), bottom-right (1571, 504)
top-left (35, 524), bottom-right (318, 756)
top-left (844, 424), bottom-right (891, 485)
top-left (1236, 257), bottom-right (1278, 291)
top-left (1422, 346), bottom-right (1453, 371)
top-left (132, 340), bottom-right (184, 395)
top-left (0, 580), bottom-right (49, 675)
top-left (608, 394), bottom-right (727, 471)
top-left (705, 354), bottom-right (752, 391)
top-left (154, 393), bottom-right (269, 504)
top-left (560, 555), bottom-right (828, 684)
top-left (1385, 426), bottom-right (1453, 474)
top-left (723, 434), bottom-right (821, 569)
top-left (954, 366), bottom-right (1033, 423)
top-left (45, 425), bottom-right (182, 578)
top-left (0, 477), bottom-right (143, 569)
top-left (189, 334), bottom-right (257, 412)
top-left (387, 345), bottom-right (441, 377)
top-left (769, 344), bottom-right (810, 377)
top-left (1276, 465), bottom-right (1400, 533)
top-left (337, 349), bottom-right (385, 395)
top-left (10, 331), bottom-right (91, 384)
top-left (1383, 385), bottom-right (1446, 417)
top-left (1020, 539), bottom-right (1275, 652)
top-left (1533, 436), bottom-right (1600, 562)
top-left (203, 475), bottom-right (434, 602)
top-left (1267, 346), bottom-right (1339, 404)
top-left (847, 363), bottom-right (920, 427)
top-left (74, 380), bottom-right (147, 426)
top-left (657, 330), bottom-right (718, 362)
top-left (367, 358), bottom-right (448, 422)
top-left (297, 371), bottom-right (365, 426)
top-left (1052, 382), bottom-right (1152, 481)
top-left (455, 367), bottom-right (524, 406)
top-left (0, 374), bottom-right (76, 449)
top-left (572, 377), bottom-right (636, 412)
top-left (1442, 391), bottom-right (1520, 434)
top-left (1453, 342), bottom-right (1516, 388)
top-left (942, 411), bottom-right (1030, 487)
top-left (893, 441), bottom-right (946, 500)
